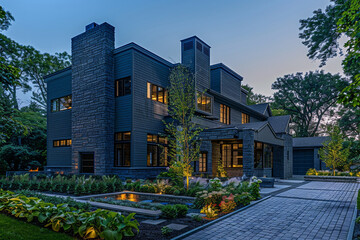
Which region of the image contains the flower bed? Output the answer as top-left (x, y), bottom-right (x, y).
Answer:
top-left (305, 169), bottom-right (358, 182)
top-left (306, 168), bottom-right (360, 177)
top-left (0, 190), bottom-right (139, 240)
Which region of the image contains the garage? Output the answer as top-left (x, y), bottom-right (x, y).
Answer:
top-left (293, 149), bottom-right (314, 175)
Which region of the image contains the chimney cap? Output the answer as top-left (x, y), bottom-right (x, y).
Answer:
top-left (85, 22), bottom-right (98, 31)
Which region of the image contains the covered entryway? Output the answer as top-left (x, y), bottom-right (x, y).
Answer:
top-left (80, 153), bottom-right (94, 173)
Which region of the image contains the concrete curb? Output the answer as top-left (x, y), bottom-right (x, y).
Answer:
top-left (347, 190), bottom-right (359, 240)
top-left (171, 196), bottom-right (271, 240)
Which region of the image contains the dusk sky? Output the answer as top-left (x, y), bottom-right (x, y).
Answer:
top-left (3, 0), bottom-right (344, 107)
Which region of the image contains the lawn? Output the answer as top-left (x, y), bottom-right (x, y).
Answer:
top-left (0, 213), bottom-right (75, 240)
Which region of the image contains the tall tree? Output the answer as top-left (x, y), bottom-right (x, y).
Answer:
top-left (242, 84), bottom-right (272, 105)
top-left (338, 105), bottom-right (360, 139)
top-left (164, 65), bottom-right (203, 190)
top-left (299, 0), bottom-right (359, 106)
top-left (319, 125), bottom-right (350, 175)
top-left (272, 71), bottom-right (348, 137)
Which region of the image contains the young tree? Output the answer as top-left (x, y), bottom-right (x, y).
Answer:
top-left (299, 0), bottom-right (360, 106)
top-left (272, 71), bottom-right (348, 137)
top-left (319, 125), bottom-right (350, 176)
top-left (164, 65), bottom-right (203, 190)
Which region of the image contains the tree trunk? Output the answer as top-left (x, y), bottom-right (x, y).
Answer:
top-left (186, 176), bottom-right (189, 190)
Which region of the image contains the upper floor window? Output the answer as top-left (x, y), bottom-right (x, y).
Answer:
top-left (147, 134), bottom-right (168, 167)
top-left (203, 46), bottom-right (210, 56)
top-left (220, 104), bottom-right (230, 125)
top-left (242, 113), bottom-right (250, 124)
top-left (115, 132), bottom-right (131, 167)
top-left (197, 92), bottom-right (212, 113)
top-left (196, 41), bottom-right (202, 52)
top-left (51, 95), bottom-right (72, 112)
top-left (116, 77), bottom-right (131, 97)
top-left (53, 139), bottom-right (72, 147)
top-left (147, 82), bottom-right (168, 104)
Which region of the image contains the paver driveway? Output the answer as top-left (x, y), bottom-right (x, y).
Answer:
top-left (182, 181), bottom-right (359, 240)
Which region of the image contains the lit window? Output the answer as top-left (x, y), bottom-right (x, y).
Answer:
top-left (199, 152), bottom-right (207, 172)
top-left (115, 132), bottom-right (131, 167)
top-left (242, 113), bottom-right (250, 124)
top-left (221, 142), bottom-right (243, 168)
top-left (147, 82), bottom-right (168, 104)
top-left (51, 95), bottom-right (72, 112)
top-left (220, 104), bottom-right (230, 125)
top-left (53, 139), bottom-right (72, 147)
top-left (197, 92), bottom-right (212, 113)
top-left (115, 77), bottom-right (131, 97)
top-left (147, 134), bottom-right (169, 167)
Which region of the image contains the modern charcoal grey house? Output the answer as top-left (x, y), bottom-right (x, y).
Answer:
top-left (293, 137), bottom-right (330, 175)
top-left (45, 22), bottom-right (293, 179)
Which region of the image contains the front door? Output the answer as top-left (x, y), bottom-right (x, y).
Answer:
top-left (80, 153), bottom-right (94, 173)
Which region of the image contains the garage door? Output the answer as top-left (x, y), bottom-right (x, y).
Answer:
top-left (293, 149), bottom-right (314, 175)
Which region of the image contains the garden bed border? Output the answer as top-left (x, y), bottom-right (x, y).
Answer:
top-left (170, 196), bottom-right (271, 240)
top-left (304, 175), bottom-right (358, 182)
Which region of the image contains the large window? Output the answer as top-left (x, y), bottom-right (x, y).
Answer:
top-left (147, 82), bottom-right (168, 104)
top-left (220, 104), bottom-right (230, 125)
top-left (199, 152), bottom-right (207, 172)
top-left (116, 77), bottom-right (131, 97)
top-left (114, 132), bottom-right (131, 167)
top-left (197, 92), bottom-right (212, 113)
top-left (147, 134), bottom-right (169, 167)
top-left (242, 113), bottom-right (250, 124)
top-left (51, 95), bottom-right (72, 112)
top-left (220, 142), bottom-right (243, 168)
top-left (53, 139), bottom-right (72, 147)
top-left (254, 142), bottom-right (273, 169)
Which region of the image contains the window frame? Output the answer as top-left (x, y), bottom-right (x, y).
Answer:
top-left (147, 82), bottom-right (168, 104)
top-left (115, 77), bottom-right (131, 97)
top-left (241, 113), bottom-right (250, 124)
top-left (220, 104), bottom-right (231, 125)
top-left (51, 95), bottom-right (72, 112)
top-left (199, 152), bottom-right (207, 172)
top-left (147, 134), bottom-right (169, 167)
top-left (220, 142), bottom-right (243, 168)
top-left (196, 92), bottom-right (213, 114)
top-left (114, 132), bottom-right (131, 167)
top-left (53, 139), bottom-right (72, 147)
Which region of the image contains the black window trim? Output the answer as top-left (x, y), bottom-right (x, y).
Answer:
top-left (115, 76), bottom-right (132, 97)
top-left (147, 133), bottom-right (169, 167)
top-left (147, 82), bottom-right (168, 104)
top-left (114, 131), bottom-right (131, 167)
top-left (51, 94), bottom-right (72, 112)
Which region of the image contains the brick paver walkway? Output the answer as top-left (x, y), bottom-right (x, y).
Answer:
top-left (182, 182), bottom-right (359, 240)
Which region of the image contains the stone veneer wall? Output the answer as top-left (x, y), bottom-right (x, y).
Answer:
top-left (242, 130), bottom-right (255, 177)
top-left (71, 23), bottom-right (115, 175)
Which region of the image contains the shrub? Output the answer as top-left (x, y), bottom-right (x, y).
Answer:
top-left (161, 205), bottom-right (178, 219)
top-left (174, 204), bottom-right (188, 217)
top-left (161, 226), bottom-right (173, 236)
top-left (0, 190), bottom-right (139, 240)
top-left (191, 214), bottom-right (203, 222)
top-left (306, 168), bottom-right (317, 175)
top-left (358, 189), bottom-right (360, 210)
top-left (209, 178), bottom-right (222, 191)
top-left (234, 192), bottom-right (253, 206)
top-left (219, 194), bottom-right (236, 213)
top-left (194, 189), bottom-right (227, 208)
top-left (200, 204), bottom-right (218, 219)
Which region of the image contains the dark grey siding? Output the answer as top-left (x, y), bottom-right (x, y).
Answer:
top-left (47, 71), bottom-right (72, 168)
top-left (210, 68), bottom-right (221, 92)
top-left (131, 50), bottom-right (170, 168)
top-left (220, 70), bottom-right (241, 103)
top-left (114, 50), bottom-right (133, 132)
top-left (241, 89), bottom-right (247, 104)
top-left (194, 40), bottom-right (210, 91)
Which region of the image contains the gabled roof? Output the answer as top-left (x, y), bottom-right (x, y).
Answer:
top-left (210, 63), bottom-right (243, 81)
top-left (248, 103), bottom-right (271, 116)
top-left (114, 42), bottom-right (174, 67)
top-left (293, 137), bottom-right (330, 148)
top-left (268, 115), bottom-right (291, 134)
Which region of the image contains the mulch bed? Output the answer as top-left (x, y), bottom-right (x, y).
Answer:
top-left (353, 210), bottom-right (360, 239)
top-left (129, 217), bottom-right (206, 240)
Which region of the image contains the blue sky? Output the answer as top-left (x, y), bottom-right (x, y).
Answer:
top-left (3, 0), bottom-right (343, 106)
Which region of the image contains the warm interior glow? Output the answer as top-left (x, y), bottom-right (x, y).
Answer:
top-left (29, 168), bottom-right (39, 172)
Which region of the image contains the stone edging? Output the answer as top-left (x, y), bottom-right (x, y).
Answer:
top-left (347, 191), bottom-right (359, 240)
top-left (304, 175), bottom-right (358, 182)
top-left (170, 196), bottom-right (272, 240)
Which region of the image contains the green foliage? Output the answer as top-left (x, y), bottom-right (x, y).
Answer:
top-left (234, 192), bottom-right (254, 206)
top-left (15, 190), bottom-right (91, 210)
top-left (272, 71), bottom-right (348, 137)
top-left (0, 144), bottom-right (42, 171)
top-left (306, 168), bottom-right (318, 176)
top-left (0, 190), bottom-right (139, 240)
top-left (241, 84), bottom-right (272, 105)
top-left (173, 204), bottom-right (188, 217)
top-left (161, 205), bottom-right (178, 219)
top-left (319, 125), bottom-right (350, 175)
top-left (338, 106), bottom-right (360, 139)
top-left (0, 213), bottom-right (73, 240)
top-left (209, 178), bottom-right (222, 191)
top-left (191, 214), bottom-right (203, 222)
top-left (161, 226), bottom-right (173, 236)
top-left (164, 65), bottom-right (203, 190)
top-left (299, 0), bottom-right (360, 106)
top-left (357, 189), bottom-right (360, 210)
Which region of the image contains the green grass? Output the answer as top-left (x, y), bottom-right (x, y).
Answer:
top-left (0, 213), bottom-right (75, 240)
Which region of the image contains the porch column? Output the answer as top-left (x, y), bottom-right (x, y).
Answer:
top-left (243, 130), bottom-right (255, 177)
